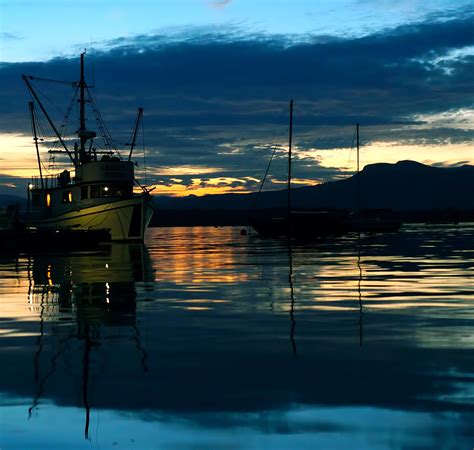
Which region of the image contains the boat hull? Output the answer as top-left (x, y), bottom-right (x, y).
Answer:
top-left (250, 210), bottom-right (351, 238)
top-left (24, 195), bottom-right (154, 241)
top-left (349, 210), bottom-right (402, 233)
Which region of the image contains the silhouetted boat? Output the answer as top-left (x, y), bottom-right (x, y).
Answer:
top-left (20, 52), bottom-right (154, 241)
top-left (250, 100), bottom-right (351, 237)
top-left (251, 209), bottom-right (351, 237)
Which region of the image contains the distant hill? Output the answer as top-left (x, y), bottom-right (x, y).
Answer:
top-left (153, 161), bottom-right (474, 216)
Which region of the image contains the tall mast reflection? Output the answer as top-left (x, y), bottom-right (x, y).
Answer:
top-left (288, 237), bottom-right (297, 357)
top-left (357, 232), bottom-right (364, 347)
top-left (26, 243), bottom-right (154, 439)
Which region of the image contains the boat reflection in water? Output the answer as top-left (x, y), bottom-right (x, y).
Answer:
top-left (26, 243), bottom-right (153, 439)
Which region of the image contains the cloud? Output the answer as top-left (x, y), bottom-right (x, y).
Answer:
top-left (0, 32), bottom-right (22, 41)
top-left (0, 7), bottom-right (473, 196)
top-left (207, 0), bottom-right (232, 9)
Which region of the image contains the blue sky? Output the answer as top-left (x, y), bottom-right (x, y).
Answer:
top-left (0, 0), bottom-right (473, 196)
top-left (2, 0), bottom-right (472, 62)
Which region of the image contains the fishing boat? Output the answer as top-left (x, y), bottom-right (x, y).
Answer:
top-left (21, 52), bottom-right (154, 241)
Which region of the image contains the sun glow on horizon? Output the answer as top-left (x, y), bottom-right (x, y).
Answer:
top-left (1, 133), bottom-right (473, 197)
top-left (0, 133), bottom-right (40, 180)
top-left (299, 141), bottom-right (474, 174)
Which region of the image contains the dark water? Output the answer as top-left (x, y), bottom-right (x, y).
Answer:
top-left (0, 225), bottom-right (473, 449)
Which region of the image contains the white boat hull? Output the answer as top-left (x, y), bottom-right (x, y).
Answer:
top-left (25, 195), bottom-right (154, 241)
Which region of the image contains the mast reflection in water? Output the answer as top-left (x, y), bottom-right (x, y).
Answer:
top-left (0, 225), bottom-right (473, 449)
top-left (24, 244), bottom-right (153, 440)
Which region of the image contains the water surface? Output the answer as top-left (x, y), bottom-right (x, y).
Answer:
top-left (0, 225), bottom-right (473, 449)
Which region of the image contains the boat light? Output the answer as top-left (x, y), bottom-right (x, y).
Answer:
top-left (28, 183), bottom-right (34, 190)
top-left (103, 186), bottom-right (109, 192)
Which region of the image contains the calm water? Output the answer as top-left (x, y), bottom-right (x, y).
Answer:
top-left (0, 225), bottom-right (473, 449)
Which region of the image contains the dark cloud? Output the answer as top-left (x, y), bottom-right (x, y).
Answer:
top-left (207, 0), bottom-right (233, 9)
top-left (0, 8), bottom-right (473, 195)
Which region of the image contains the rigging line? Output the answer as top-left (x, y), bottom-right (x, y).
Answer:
top-left (59, 88), bottom-right (79, 135)
top-left (141, 115), bottom-right (148, 186)
top-left (33, 81), bottom-right (66, 118)
top-left (85, 87), bottom-right (119, 154)
top-left (345, 127), bottom-right (357, 176)
top-left (250, 145), bottom-right (278, 211)
top-left (33, 110), bottom-right (53, 175)
top-left (26, 75), bottom-right (75, 85)
top-left (28, 80), bottom-right (76, 165)
top-left (35, 113), bottom-right (54, 150)
top-left (50, 88), bottom-right (79, 153)
top-left (125, 116), bottom-right (136, 147)
top-left (85, 90), bottom-right (110, 150)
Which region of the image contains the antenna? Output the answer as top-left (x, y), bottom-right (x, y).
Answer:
top-left (356, 123), bottom-right (360, 212)
top-left (90, 37), bottom-right (95, 87)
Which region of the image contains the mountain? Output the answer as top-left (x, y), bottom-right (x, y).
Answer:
top-left (153, 161), bottom-right (474, 215)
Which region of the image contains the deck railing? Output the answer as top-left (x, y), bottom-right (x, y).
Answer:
top-left (30, 172), bottom-right (75, 190)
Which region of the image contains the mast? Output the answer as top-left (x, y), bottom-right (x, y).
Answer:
top-left (79, 52), bottom-right (86, 156)
top-left (356, 123), bottom-right (360, 212)
top-left (29, 102), bottom-right (44, 190)
top-left (76, 51), bottom-right (96, 164)
top-left (288, 99), bottom-right (293, 216)
top-left (128, 107), bottom-right (144, 161)
top-left (79, 52), bottom-right (87, 163)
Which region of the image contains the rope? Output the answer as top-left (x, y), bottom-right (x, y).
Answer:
top-left (141, 115), bottom-right (148, 186)
top-left (86, 87), bottom-right (120, 156)
top-left (26, 75), bottom-right (74, 85)
top-left (250, 145), bottom-right (278, 211)
top-left (345, 127), bottom-right (357, 176)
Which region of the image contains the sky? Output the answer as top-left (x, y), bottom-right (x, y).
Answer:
top-left (0, 0), bottom-right (473, 197)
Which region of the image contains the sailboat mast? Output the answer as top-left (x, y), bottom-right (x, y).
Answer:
top-left (356, 123), bottom-right (360, 212)
top-left (79, 52), bottom-right (87, 160)
top-left (288, 99), bottom-right (293, 216)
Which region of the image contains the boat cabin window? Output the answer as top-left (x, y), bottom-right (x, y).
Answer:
top-left (90, 185), bottom-right (101, 198)
top-left (113, 185), bottom-right (124, 197)
top-left (62, 191), bottom-right (73, 204)
top-left (86, 184), bottom-right (132, 199)
top-left (102, 185), bottom-right (112, 197)
top-left (81, 186), bottom-right (89, 200)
